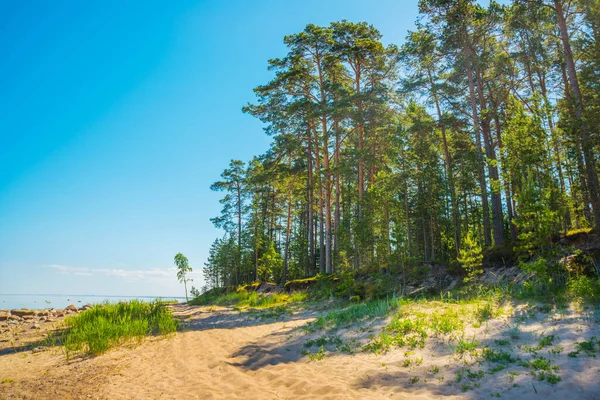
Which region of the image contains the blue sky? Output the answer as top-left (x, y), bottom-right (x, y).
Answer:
top-left (0, 1), bottom-right (503, 297)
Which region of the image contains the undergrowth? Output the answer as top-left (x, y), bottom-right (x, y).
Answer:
top-left (305, 297), bottom-right (399, 332)
top-left (190, 287), bottom-right (307, 308)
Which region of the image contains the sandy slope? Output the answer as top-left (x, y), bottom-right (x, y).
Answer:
top-left (1, 303), bottom-right (600, 399)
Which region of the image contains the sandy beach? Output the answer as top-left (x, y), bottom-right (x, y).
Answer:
top-left (1, 301), bottom-right (600, 400)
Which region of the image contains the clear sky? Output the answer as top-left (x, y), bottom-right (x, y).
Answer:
top-left (0, 1), bottom-right (503, 297)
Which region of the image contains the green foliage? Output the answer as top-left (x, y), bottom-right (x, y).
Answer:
top-left (455, 338), bottom-right (479, 358)
top-left (513, 171), bottom-right (559, 259)
top-left (538, 335), bottom-right (556, 348)
top-left (258, 242), bottom-right (283, 283)
top-left (189, 286), bottom-right (306, 309)
top-left (175, 253), bottom-right (193, 301)
top-left (458, 234), bottom-right (483, 282)
top-left (569, 337), bottom-right (598, 357)
top-left (63, 300), bottom-right (178, 358)
top-left (566, 276), bottom-right (600, 302)
top-left (476, 302), bottom-right (498, 322)
top-left (482, 348), bottom-right (517, 364)
top-left (307, 345), bottom-right (326, 361)
top-left (189, 286), bottom-right (200, 298)
top-left (202, 0), bottom-right (600, 309)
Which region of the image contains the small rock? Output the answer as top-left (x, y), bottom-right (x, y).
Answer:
top-left (22, 315), bottom-right (36, 321)
top-left (32, 346), bottom-right (48, 353)
top-left (53, 309), bottom-right (64, 317)
top-left (8, 315), bottom-right (20, 321)
top-left (31, 324), bottom-right (41, 330)
top-left (0, 310), bottom-right (10, 321)
top-left (80, 304), bottom-right (93, 311)
top-left (37, 310), bottom-right (49, 317)
top-left (65, 304), bottom-right (78, 312)
top-left (10, 309), bottom-right (36, 317)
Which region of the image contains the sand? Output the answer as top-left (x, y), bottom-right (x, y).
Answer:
top-left (1, 302), bottom-right (600, 399)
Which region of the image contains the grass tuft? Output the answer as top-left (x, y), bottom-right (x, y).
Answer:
top-left (63, 300), bottom-right (178, 358)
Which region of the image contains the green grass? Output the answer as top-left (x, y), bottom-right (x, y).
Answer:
top-left (1, 379), bottom-right (15, 384)
top-left (308, 345), bottom-right (326, 361)
top-left (62, 300), bottom-right (178, 358)
top-left (482, 348), bottom-right (517, 364)
top-left (524, 356), bottom-right (561, 384)
top-left (455, 338), bottom-right (479, 358)
top-left (364, 297), bottom-right (505, 354)
top-left (505, 324), bottom-right (521, 340)
top-left (476, 302), bottom-right (499, 322)
top-left (190, 288), bottom-right (307, 309)
top-left (527, 356), bottom-right (559, 372)
top-left (306, 297), bottom-right (399, 332)
top-left (248, 305), bottom-right (291, 320)
top-left (538, 335), bottom-right (556, 348)
top-left (569, 337), bottom-right (598, 357)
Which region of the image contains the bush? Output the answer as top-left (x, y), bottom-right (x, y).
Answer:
top-left (567, 276), bottom-right (600, 303)
top-left (63, 300), bottom-right (178, 358)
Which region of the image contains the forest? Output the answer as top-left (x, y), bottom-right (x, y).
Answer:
top-left (202, 0), bottom-right (600, 291)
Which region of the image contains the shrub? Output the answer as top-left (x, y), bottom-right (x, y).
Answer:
top-left (567, 276), bottom-right (600, 302)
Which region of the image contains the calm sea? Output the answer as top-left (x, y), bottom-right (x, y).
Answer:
top-left (0, 294), bottom-right (185, 310)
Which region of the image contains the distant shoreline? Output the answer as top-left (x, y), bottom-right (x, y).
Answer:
top-left (0, 294), bottom-right (186, 311)
top-left (0, 293), bottom-right (186, 299)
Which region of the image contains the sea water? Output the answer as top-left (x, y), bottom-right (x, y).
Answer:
top-left (0, 294), bottom-right (185, 310)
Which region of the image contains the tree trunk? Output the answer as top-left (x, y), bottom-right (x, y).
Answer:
top-left (322, 119), bottom-right (333, 274)
top-left (494, 115), bottom-right (517, 242)
top-left (281, 191), bottom-right (292, 284)
top-left (475, 67), bottom-right (504, 247)
top-left (428, 70), bottom-right (461, 256)
top-left (254, 222), bottom-right (259, 281)
top-left (555, 0), bottom-right (600, 229)
top-left (334, 124), bottom-right (341, 271)
top-left (465, 59), bottom-right (492, 247)
top-left (313, 132), bottom-right (325, 274)
top-left (307, 131), bottom-right (316, 275)
top-left (235, 183), bottom-right (242, 285)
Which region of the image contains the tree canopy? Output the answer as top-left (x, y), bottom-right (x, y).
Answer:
top-left (203, 1), bottom-right (600, 290)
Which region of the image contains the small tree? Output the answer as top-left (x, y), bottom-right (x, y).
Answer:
top-left (513, 172), bottom-right (558, 258)
top-left (258, 242), bottom-right (282, 282)
top-left (458, 234), bottom-right (483, 282)
top-left (174, 253), bottom-right (193, 302)
top-left (189, 286), bottom-right (200, 298)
